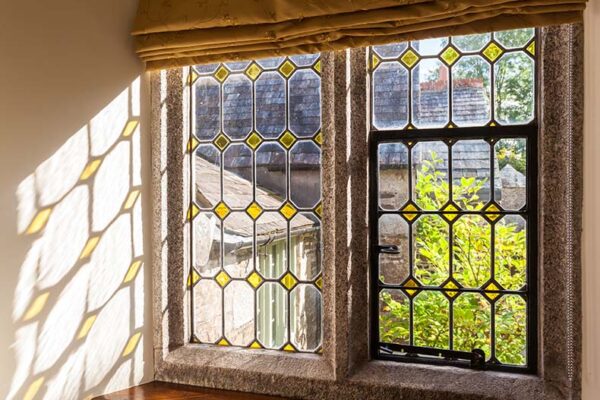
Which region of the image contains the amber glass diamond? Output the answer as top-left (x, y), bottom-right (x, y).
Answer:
top-left (483, 42), bottom-right (504, 62)
top-left (187, 269), bottom-right (201, 288)
top-left (442, 203), bottom-right (460, 222)
top-left (280, 272), bottom-right (298, 290)
top-left (526, 41), bottom-right (536, 56)
top-left (484, 203), bottom-right (501, 222)
top-left (214, 65), bottom-right (230, 82)
top-left (245, 62), bottom-right (263, 81)
top-left (372, 54), bottom-right (381, 70)
top-left (245, 132), bottom-right (263, 149)
top-left (442, 279), bottom-right (460, 298)
top-left (401, 202), bottom-right (419, 222)
top-left (279, 60), bottom-right (296, 78)
top-left (400, 49), bottom-right (419, 68)
top-left (483, 282), bottom-right (502, 300)
top-left (403, 278), bottom-right (420, 297)
top-left (216, 271), bottom-right (232, 287)
top-left (213, 133), bottom-right (231, 151)
top-left (441, 46), bottom-right (460, 66)
top-left (247, 272), bottom-right (263, 288)
top-left (279, 131), bottom-right (297, 149)
top-left (187, 136), bottom-right (200, 153)
top-left (279, 202), bottom-right (298, 220)
top-left (246, 202), bottom-right (263, 220)
top-left (187, 203), bottom-right (200, 221)
top-left (214, 202), bottom-right (231, 219)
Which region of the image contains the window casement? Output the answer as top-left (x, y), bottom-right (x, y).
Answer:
top-left (152, 24), bottom-right (583, 400)
top-left (369, 30), bottom-right (538, 372)
top-left (187, 55), bottom-right (324, 353)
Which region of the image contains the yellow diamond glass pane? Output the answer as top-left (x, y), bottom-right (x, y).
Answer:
top-left (441, 46), bottom-right (460, 65)
top-left (246, 202), bottom-right (263, 220)
top-left (214, 202), bottom-right (231, 219)
top-left (215, 66), bottom-right (230, 82)
top-left (279, 202), bottom-right (297, 219)
top-left (245, 132), bottom-right (263, 149)
top-left (216, 271), bottom-right (231, 287)
top-left (483, 43), bottom-right (503, 61)
top-left (245, 63), bottom-right (262, 80)
top-left (214, 133), bottom-right (230, 150)
top-left (247, 272), bottom-right (263, 288)
top-left (400, 49), bottom-right (419, 68)
top-left (279, 60), bottom-right (296, 77)
top-left (280, 273), bottom-right (298, 290)
top-left (279, 131), bottom-right (297, 149)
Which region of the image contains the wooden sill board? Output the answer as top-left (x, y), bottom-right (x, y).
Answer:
top-left (93, 382), bottom-right (289, 400)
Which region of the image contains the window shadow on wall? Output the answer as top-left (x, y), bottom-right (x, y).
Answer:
top-left (7, 78), bottom-right (147, 400)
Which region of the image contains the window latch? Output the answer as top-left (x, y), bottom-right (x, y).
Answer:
top-left (378, 244), bottom-right (400, 254)
top-left (380, 343), bottom-right (486, 369)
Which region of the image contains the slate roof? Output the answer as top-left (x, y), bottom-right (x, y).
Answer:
top-left (500, 164), bottom-right (526, 188)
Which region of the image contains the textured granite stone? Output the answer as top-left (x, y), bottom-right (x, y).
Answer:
top-left (151, 24), bottom-right (584, 400)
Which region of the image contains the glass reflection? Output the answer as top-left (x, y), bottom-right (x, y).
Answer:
top-left (290, 284), bottom-right (322, 351)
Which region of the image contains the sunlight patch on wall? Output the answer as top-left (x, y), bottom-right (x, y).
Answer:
top-left (8, 77), bottom-right (147, 400)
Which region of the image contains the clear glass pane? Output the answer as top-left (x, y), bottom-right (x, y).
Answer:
top-left (453, 215), bottom-right (491, 288)
top-left (194, 212), bottom-right (221, 278)
top-left (412, 141), bottom-right (449, 210)
top-left (255, 143), bottom-right (286, 208)
top-left (224, 281), bottom-right (255, 346)
top-left (453, 293), bottom-right (491, 359)
top-left (225, 61), bottom-right (250, 71)
top-left (223, 144), bottom-right (253, 208)
top-left (412, 59), bottom-right (449, 128)
top-left (256, 212), bottom-right (287, 279)
top-left (413, 291), bottom-right (449, 348)
top-left (194, 77), bottom-right (220, 140)
top-left (414, 215), bottom-right (449, 286)
top-left (290, 54), bottom-right (319, 66)
top-left (373, 43), bottom-right (408, 59)
top-left (452, 56), bottom-right (491, 126)
top-left (378, 214), bottom-right (409, 284)
top-left (495, 216), bottom-right (527, 290)
top-left (495, 295), bottom-right (527, 365)
top-left (452, 140), bottom-right (491, 210)
top-left (378, 142), bottom-right (409, 211)
top-left (290, 284), bottom-right (322, 351)
top-left (372, 62), bottom-right (409, 129)
top-left (496, 138), bottom-right (527, 210)
top-left (289, 69), bottom-right (321, 137)
top-left (494, 28), bottom-right (534, 49)
top-left (195, 145), bottom-right (221, 208)
top-left (452, 33), bottom-right (491, 52)
top-left (494, 53), bottom-right (534, 125)
top-left (412, 38), bottom-right (448, 56)
top-left (194, 280), bottom-right (222, 343)
top-left (256, 72), bottom-right (286, 138)
top-left (379, 289), bottom-right (410, 344)
top-left (290, 141), bottom-right (321, 209)
top-left (194, 64), bottom-right (218, 74)
top-left (223, 212), bottom-right (253, 278)
top-left (257, 282), bottom-right (288, 349)
top-left (223, 74), bottom-right (253, 139)
top-left (257, 56), bottom-right (285, 69)
top-left (290, 213), bottom-right (321, 281)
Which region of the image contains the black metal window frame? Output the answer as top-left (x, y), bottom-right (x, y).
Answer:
top-left (368, 32), bottom-right (539, 374)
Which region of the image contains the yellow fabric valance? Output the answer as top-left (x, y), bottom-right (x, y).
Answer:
top-left (133, 0), bottom-right (586, 70)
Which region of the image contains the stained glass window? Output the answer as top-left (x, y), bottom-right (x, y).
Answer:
top-left (188, 55), bottom-right (323, 353)
top-left (370, 29), bottom-right (536, 371)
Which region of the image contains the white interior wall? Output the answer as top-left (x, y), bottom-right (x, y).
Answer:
top-left (0, 1), bottom-right (153, 398)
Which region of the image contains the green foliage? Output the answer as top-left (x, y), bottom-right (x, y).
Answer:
top-left (379, 154), bottom-right (527, 365)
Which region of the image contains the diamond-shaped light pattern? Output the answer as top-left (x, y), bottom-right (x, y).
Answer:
top-left (442, 203), bottom-right (460, 222)
top-left (484, 203), bottom-right (501, 222)
top-left (191, 54), bottom-right (323, 353)
top-left (403, 278), bottom-right (420, 297)
top-left (442, 279), bottom-right (460, 299)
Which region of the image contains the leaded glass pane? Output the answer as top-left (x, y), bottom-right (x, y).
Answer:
top-left (189, 54), bottom-right (322, 353)
top-left (371, 28), bottom-right (535, 371)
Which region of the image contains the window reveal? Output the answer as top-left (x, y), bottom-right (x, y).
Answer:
top-left (369, 29), bottom-right (537, 371)
top-left (187, 55), bottom-right (323, 352)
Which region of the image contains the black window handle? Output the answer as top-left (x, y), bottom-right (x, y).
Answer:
top-left (378, 244), bottom-right (400, 254)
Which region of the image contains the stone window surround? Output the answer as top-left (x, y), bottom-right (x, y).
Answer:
top-left (150, 24), bottom-right (583, 400)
